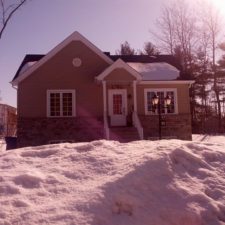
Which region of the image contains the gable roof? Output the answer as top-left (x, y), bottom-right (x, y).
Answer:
top-left (13, 53), bottom-right (182, 82)
top-left (11, 31), bottom-right (113, 85)
top-left (13, 54), bottom-right (44, 82)
top-left (96, 59), bottom-right (142, 81)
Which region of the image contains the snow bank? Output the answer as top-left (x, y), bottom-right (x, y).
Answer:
top-left (193, 134), bottom-right (225, 144)
top-left (0, 139), bottom-right (6, 152)
top-left (1, 138), bottom-right (225, 225)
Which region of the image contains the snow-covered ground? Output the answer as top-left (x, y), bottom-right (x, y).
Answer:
top-left (0, 136), bottom-right (225, 225)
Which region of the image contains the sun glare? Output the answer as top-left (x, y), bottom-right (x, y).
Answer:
top-left (210, 0), bottom-right (225, 14)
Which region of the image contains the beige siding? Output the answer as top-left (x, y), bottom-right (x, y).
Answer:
top-left (18, 41), bottom-right (109, 118)
top-left (136, 83), bottom-right (190, 115)
top-left (105, 68), bottom-right (136, 81)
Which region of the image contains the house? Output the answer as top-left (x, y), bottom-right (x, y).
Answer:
top-left (0, 103), bottom-right (17, 138)
top-left (11, 31), bottom-right (194, 147)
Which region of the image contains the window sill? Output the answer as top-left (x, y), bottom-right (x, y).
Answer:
top-left (145, 113), bottom-right (178, 116)
top-left (47, 116), bottom-right (76, 118)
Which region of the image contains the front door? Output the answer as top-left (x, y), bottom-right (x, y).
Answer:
top-left (108, 89), bottom-right (127, 126)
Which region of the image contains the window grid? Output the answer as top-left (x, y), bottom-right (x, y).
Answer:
top-left (147, 92), bottom-right (155, 113)
top-left (50, 93), bottom-right (60, 116)
top-left (62, 93), bottom-right (73, 116)
top-left (157, 91), bottom-right (165, 114)
top-left (113, 94), bottom-right (122, 115)
top-left (166, 91), bottom-right (175, 114)
top-left (48, 91), bottom-right (75, 117)
top-left (146, 89), bottom-right (176, 115)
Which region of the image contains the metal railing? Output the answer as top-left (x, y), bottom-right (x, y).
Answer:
top-left (132, 111), bottom-right (144, 140)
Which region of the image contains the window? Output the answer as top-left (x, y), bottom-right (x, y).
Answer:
top-left (144, 88), bottom-right (177, 115)
top-left (47, 90), bottom-right (76, 117)
top-left (113, 94), bottom-right (122, 114)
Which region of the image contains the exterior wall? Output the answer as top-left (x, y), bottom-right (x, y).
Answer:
top-left (17, 40), bottom-right (110, 147)
top-left (105, 68), bottom-right (136, 81)
top-left (139, 114), bottom-right (192, 140)
top-left (17, 117), bottom-right (104, 147)
top-left (18, 41), bottom-right (109, 118)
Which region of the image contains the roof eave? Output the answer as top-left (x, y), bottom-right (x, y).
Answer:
top-left (139, 80), bottom-right (195, 84)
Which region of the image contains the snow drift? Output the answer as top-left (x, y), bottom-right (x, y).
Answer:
top-left (0, 137), bottom-right (225, 225)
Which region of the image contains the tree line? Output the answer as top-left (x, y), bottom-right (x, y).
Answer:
top-left (116, 0), bottom-right (225, 134)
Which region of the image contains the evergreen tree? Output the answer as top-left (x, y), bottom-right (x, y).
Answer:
top-left (116, 41), bottom-right (136, 55)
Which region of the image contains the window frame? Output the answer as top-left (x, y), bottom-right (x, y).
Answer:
top-left (144, 88), bottom-right (178, 115)
top-left (47, 90), bottom-right (76, 117)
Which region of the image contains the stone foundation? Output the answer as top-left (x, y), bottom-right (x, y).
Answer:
top-left (139, 114), bottom-right (192, 140)
top-left (17, 117), bottom-right (104, 147)
top-left (17, 114), bottom-right (192, 147)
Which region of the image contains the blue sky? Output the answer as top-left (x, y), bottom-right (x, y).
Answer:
top-left (0, 0), bottom-right (167, 107)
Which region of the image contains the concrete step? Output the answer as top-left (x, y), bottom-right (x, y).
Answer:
top-left (109, 126), bottom-right (140, 142)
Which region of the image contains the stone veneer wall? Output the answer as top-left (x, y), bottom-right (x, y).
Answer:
top-left (139, 114), bottom-right (192, 140)
top-left (17, 117), bottom-right (104, 147)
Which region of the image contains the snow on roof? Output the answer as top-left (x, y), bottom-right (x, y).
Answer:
top-left (128, 62), bottom-right (180, 80)
top-left (19, 61), bottom-right (37, 75)
top-left (1, 137), bottom-right (225, 224)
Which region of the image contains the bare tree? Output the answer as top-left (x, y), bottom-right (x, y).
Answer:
top-left (200, 0), bottom-right (224, 131)
top-left (0, 0), bottom-right (27, 39)
top-left (153, 0), bottom-right (198, 75)
top-left (153, 0), bottom-right (225, 132)
top-left (152, 5), bottom-right (175, 55)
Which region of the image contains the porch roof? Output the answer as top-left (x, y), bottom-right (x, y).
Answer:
top-left (95, 59), bottom-right (142, 82)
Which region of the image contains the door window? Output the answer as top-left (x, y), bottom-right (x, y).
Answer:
top-left (113, 94), bottom-right (122, 114)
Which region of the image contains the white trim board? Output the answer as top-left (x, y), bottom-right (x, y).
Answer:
top-left (140, 80), bottom-right (195, 85)
top-left (12, 31), bottom-right (113, 86)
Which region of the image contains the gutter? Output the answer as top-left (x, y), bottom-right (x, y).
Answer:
top-left (10, 81), bottom-right (18, 90)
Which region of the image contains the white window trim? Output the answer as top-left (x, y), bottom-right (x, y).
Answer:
top-left (144, 88), bottom-right (178, 115)
top-left (47, 89), bottom-right (76, 117)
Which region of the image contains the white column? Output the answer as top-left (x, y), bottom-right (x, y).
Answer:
top-left (103, 81), bottom-right (107, 113)
top-left (102, 80), bottom-right (110, 140)
top-left (133, 80), bottom-right (137, 112)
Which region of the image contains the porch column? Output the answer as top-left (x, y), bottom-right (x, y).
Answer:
top-left (133, 80), bottom-right (137, 112)
top-left (102, 81), bottom-right (107, 113)
top-left (102, 80), bottom-right (110, 139)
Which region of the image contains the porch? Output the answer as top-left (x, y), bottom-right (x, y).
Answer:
top-left (95, 59), bottom-right (144, 141)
